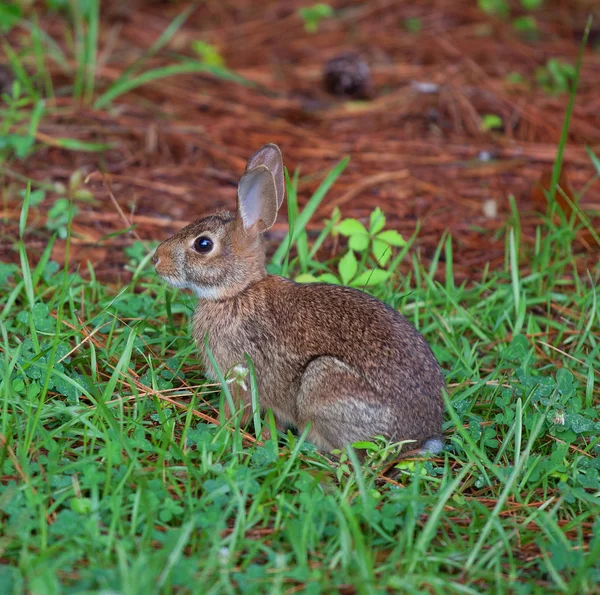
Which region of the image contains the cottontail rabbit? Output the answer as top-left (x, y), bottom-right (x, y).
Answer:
top-left (153, 144), bottom-right (444, 456)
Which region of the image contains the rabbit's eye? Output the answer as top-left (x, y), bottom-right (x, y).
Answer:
top-left (193, 236), bottom-right (213, 254)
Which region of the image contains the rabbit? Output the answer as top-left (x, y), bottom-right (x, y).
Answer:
top-left (153, 144), bottom-right (445, 457)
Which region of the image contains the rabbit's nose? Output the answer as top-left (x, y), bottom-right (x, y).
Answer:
top-left (152, 253), bottom-right (160, 266)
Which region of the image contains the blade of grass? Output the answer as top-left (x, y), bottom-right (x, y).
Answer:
top-left (30, 16), bottom-right (54, 100)
top-left (271, 157), bottom-right (350, 266)
top-left (2, 41), bottom-right (37, 99)
top-left (307, 214), bottom-right (337, 260)
top-left (244, 354), bottom-right (262, 439)
top-left (70, 0), bottom-right (86, 100)
top-left (94, 62), bottom-right (250, 110)
top-left (203, 333), bottom-right (236, 420)
top-left (108, 6), bottom-right (195, 86)
top-left (27, 100), bottom-right (45, 138)
top-left (83, 0), bottom-right (99, 103)
top-left (445, 234), bottom-right (454, 293)
top-left (509, 228), bottom-right (525, 334)
top-left (586, 145), bottom-right (600, 175)
top-left (548, 16), bottom-right (591, 203)
top-left (42, 137), bottom-right (113, 152)
top-left (281, 167), bottom-right (299, 277)
top-left (18, 183), bottom-right (35, 312)
top-left (556, 185), bottom-right (600, 247)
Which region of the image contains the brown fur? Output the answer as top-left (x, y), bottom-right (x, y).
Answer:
top-left (153, 144), bottom-right (445, 455)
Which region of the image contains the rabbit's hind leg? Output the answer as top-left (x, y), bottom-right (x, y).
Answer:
top-left (295, 356), bottom-right (391, 452)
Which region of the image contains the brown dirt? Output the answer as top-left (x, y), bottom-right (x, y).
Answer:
top-left (1, 0), bottom-right (600, 284)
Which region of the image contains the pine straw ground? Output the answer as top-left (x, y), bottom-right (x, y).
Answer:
top-left (1, 1), bottom-right (600, 592)
top-left (1, 0), bottom-right (599, 280)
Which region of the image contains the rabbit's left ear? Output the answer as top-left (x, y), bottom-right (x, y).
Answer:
top-left (237, 164), bottom-right (278, 232)
top-left (245, 144), bottom-right (285, 209)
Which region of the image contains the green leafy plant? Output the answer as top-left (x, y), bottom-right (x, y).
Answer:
top-left (478, 0), bottom-right (543, 19)
top-left (42, 170), bottom-right (93, 239)
top-left (477, 0), bottom-right (509, 18)
top-left (521, 0), bottom-right (543, 9)
top-left (335, 207), bottom-right (406, 266)
top-left (480, 113), bottom-right (504, 131)
top-left (298, 3), bottom-right (334, 33)
top-left (536, 58), bottom-right (576, 95)
top-left (505, 71), bottom-right (526, 84)
top-left (190, 40), bottom-right (225, 67)
top-left (295, 207), bottom-right (406, 287)
top-left (0, 81), bottom-right (44, 162)
top-left (513, 15), bottom-right (537, 34)
top-left (403, 17), bottom-right (422, 33)
top-left (45, 198), bottom-right (77, 239)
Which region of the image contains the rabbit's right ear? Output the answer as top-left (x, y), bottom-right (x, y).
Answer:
top-left (237, 165), bottom-right (278, 232)
top-left (245, 144), bottom-right (285, 209)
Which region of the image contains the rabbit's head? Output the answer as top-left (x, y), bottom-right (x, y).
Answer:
top-left (153, 144), bottom-right (285, 299)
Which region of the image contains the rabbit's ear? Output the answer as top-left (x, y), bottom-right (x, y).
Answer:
top-left (237, 164), bottom-right (278, 232)
top-left (245, 144), bottom-right (285, 209)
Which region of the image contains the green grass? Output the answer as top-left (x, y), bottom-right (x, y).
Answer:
top-left (1, 161), bottom-right (599, 593)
